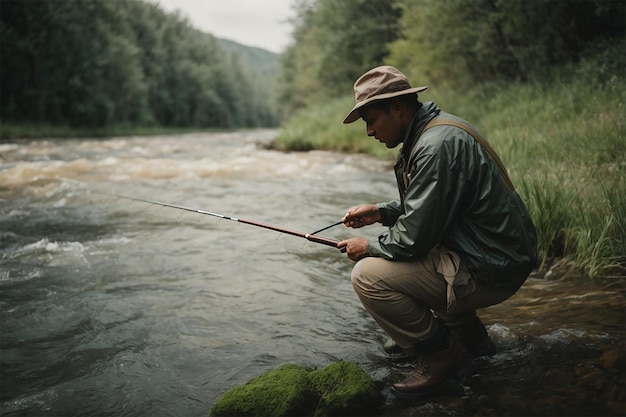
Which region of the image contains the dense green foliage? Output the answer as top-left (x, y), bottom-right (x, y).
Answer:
top-left (276, 0), bottom-right (625, 277)
top-left (275, 0), bottom-right (402, 118)
top-left (278, 0), bottom-right (624, 102)
top-left (391, 0), bottom-right (625, 87)
top-left (0, 0), bottom-right (278, 130)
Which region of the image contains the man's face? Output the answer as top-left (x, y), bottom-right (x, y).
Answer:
top-left (359, 103), bottom-right (405, 148)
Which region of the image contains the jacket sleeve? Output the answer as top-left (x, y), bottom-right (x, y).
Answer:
top-left (367, 134), bottom-right (467, 260)
top-left (376, 201), bottom-right (402, 226)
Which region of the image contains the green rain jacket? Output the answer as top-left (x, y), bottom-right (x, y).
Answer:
top-left (366, 102), bottom-right (537, 291)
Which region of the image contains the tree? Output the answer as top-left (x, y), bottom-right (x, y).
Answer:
top-left (389, 0), bottom-right (626, 87)
top-left (0, 0), bottom-right (278, 129)
top-left (276, 0), bottom-right (402, 117)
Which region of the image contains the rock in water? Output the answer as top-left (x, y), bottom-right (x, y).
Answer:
top-left (210, 362), bottom-right (383, 417)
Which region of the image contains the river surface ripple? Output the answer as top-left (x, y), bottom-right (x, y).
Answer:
top-left (0, 130), bottom-right (624, 416)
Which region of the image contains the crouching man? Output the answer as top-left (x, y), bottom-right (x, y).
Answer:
top-left (338, 66), bottom-right (537, 399)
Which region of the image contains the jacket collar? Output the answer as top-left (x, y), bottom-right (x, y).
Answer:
top-left (400, 102), bottom-right (441, 162)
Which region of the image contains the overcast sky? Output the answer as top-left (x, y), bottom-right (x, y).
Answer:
top-left (149, 0), bottom-right (295, 53)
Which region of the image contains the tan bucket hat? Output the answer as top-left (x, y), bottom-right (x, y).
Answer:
top-left (343, 65), bottom-right (427, 124)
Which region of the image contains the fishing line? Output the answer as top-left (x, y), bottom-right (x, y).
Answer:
top-left (310, 220), bottom-right (344, 235)
top-left (110, 194), bottom-right (346, 252)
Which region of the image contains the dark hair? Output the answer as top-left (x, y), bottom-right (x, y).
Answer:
top-left (365, 93), bottom-right (421, 113)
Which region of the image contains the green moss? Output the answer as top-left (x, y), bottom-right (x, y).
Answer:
top-left (210, 362), bottom-right (383, 417)
top-left (309, 362), bottom-right (383, 416)
top-left (210, 364), bottom-right (313, 417)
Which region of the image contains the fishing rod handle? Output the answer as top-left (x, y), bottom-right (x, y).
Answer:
top-left (305, 234), bottom-right (346, 252)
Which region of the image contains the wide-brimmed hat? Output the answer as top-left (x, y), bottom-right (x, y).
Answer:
top-left (343, 65), bottom-right (427, 124)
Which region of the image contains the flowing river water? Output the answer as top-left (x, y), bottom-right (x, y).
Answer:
top-left (1, 130), bottom-right (624, 417)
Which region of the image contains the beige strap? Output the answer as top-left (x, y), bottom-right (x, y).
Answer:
top-left (423, 119), bottom-right (515, 191)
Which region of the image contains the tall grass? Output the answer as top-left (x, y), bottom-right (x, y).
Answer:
top-left (275, 42), bottom-right (626, 278)
top-left (272, 97), bottom-right (397, 159)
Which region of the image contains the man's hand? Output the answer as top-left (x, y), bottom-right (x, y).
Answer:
top-left (342, 204), bottom-right (381, 229)
top-left (338, 237), bottom-right (370, 262)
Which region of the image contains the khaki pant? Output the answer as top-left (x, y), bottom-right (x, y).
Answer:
top-left (351, 247), bottom-right (516, 351)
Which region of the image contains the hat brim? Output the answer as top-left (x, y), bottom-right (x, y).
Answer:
top-left (342, 86), bottom-right (428, 124)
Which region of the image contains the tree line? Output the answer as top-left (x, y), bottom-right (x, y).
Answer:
top-left (1, 0), bottom-right (623, 131)
top-left (0, 0), bottom-right (278, 129)
top-left (276, 0), bottom-right (625, 117)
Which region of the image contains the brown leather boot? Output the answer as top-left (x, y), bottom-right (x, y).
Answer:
top-left (390, 336), bottom-right (472, 399)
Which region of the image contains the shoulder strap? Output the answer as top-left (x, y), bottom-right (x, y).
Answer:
top-left (423, 119), bottom-right (515, 192)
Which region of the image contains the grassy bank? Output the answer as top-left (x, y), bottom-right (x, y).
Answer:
top-left (274, 49), bottom-right (626, 279)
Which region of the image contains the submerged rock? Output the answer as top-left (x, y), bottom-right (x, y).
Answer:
top-left (210, 362), bottom-right (383, 417)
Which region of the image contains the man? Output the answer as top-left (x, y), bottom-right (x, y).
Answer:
top-left (337, 66), bottom-right (537, 399)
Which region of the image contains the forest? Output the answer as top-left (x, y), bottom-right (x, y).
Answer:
top-left (0, 0), bottom-right (278, 130)
top-left (1, 0), bottom-right (623, 132)
top-left (276, 0), bottom-right (624, 117)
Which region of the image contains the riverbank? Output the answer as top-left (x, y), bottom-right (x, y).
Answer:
top-left (273, 51), bottom-right (626, 280)
top-left (3, 50), bottom-right (624, 280)
top-left (0, 123), bottom-right (237, 141)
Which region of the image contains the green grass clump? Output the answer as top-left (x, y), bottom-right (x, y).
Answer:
top-left (271, 96), bottom-right (396, 159)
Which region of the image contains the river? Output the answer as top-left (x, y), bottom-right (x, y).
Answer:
top-left (1, 130), bottom-right (624, 417)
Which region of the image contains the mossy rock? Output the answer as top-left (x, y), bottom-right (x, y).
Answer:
top-left (309, 362), bottom-right (383, 416)
top-left (210, 362), bottom-right (383, 417)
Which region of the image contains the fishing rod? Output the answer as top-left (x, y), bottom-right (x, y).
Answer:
top-left (112, 195), bottom-right (346, 252)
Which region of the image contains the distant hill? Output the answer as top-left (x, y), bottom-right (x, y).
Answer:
top-left (211, 37), bottom-right (280, 111)
top-left (216, 38), bottom-right (279, 80)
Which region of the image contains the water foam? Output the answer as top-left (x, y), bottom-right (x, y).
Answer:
top-left (9, 238), bottom-right (89, 266)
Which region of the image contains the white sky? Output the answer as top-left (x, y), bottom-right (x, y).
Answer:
top-left (148, 0), bottom-right (295, 53)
